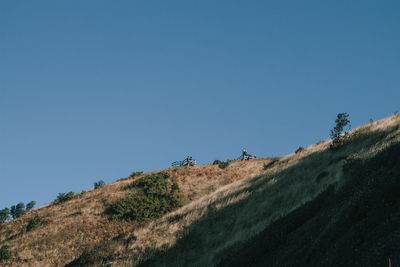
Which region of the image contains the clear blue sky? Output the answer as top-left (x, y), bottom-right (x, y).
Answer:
top-left (1, 1), bottom-right (399, 209)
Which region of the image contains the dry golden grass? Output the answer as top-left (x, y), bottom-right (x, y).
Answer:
top-left (0, 155), bottom-right (274, 266)
top-left (0, 114), bottom-right (399, 266)
top-left (110, 115), bottom-right (400, 266)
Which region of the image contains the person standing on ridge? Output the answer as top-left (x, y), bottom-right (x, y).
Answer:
top-left (242, 149), bottom-right (249, 160)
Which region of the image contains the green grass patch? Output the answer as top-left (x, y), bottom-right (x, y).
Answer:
top-left (0, 246), bottom-right (10, 261)
top-left (55, 192), bottom-right (75, 204)
top-left (26, 214), bottom-right (46, 232)
top-left (106, 171), bottom-right (182, 222)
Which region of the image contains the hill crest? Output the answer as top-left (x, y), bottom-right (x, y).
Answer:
top-left (1, 114), bottom-right (399, 266)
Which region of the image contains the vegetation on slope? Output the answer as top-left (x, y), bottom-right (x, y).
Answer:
top-left (135, 116), bottom-right (400, 266)
top-left (219, 139), bottom-right (400, 266)
top-left (0, 153), bottom-right (269, 266)
top-left (0, 114), bottom-right (399, 267)
top-left (106, 172), bottom-right (182, 222)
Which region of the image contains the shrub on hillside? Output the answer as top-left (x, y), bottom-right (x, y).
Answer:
top-left (9, 206), bottom-right (15, 220)
top-left (10, 203), bottom-right (25, 219)
top-left (55, 192), bottom-right (75, 204)
top-left (213, 160), bottom-right (222, 165)
top-left (94, 180), bottom-right (105, 189)
top-left (0, 246), bottom-right (11, 261)
top-left (26, 201), bottom-right (36, 211)
top-left (263, 158), bottom-right (279, 170)
top-left (218, 161), bottom-right (229, 169)
top-left (295, 147), bottom-right (305, 154)
top-left (130, 171), bottom-right (143, 178)
top-left (26, 214), bottom-right (46, 232)
top-left (330, 112), bottom-right (350, 150)
top-left (106, 171), bottom-right (182, 222)
top-left (65, 243), bottom-right (118, 266)
top-left (0, 208), bottom-right (10, 223)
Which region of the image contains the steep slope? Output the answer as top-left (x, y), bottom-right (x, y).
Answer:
top-left (1, 114), bottom-right (399, 267)
top-left (219, 140), bottom-right (400, 266)
top-left (0, 154), bottom-right (273, 266)
top-left (135, 115), bottom-right (400, 267)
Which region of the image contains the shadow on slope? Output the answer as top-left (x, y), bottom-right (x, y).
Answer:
top-left (65, 124), bottom-right (399, 267)
top-left (67, 147), bottom-right (337, 267)
top-left (218, 141), bottom-right (400, 267)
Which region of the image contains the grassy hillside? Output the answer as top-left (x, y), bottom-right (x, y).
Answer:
top-left (136, 115), bottom-right (400, 267)
top-left (218, 140), bottom-right (400, 266)
top-left (1, 114), bottom-right (399, 266)
top-left (0, 154), bottom-right (273, 266)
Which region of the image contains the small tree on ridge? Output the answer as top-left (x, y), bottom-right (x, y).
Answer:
top-left (26, 201), bottom-right (36, 211)
top-left (330, 112), bottom-right (350, 149)
top-left (0, 208), bottom-right (10, 223)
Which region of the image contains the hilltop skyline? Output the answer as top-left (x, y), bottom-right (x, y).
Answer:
top-left (1, 1), bottom-right (399, 208)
